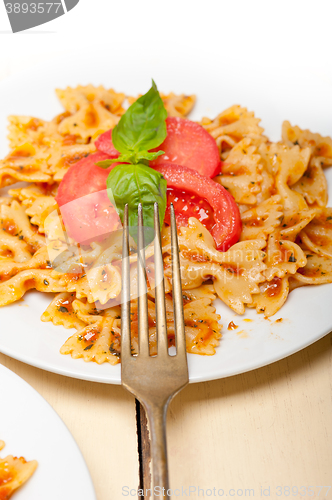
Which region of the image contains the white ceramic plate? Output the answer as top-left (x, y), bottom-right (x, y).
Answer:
top-left (0, 363), bottom-right (96, 499)
top-left (0, 50), bottom-right (331, 384)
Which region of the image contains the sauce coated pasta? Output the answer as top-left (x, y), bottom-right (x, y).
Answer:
top-left (0, 441), bottom-right (37, 499)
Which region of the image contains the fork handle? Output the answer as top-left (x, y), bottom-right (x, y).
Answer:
top-left (145, 401), bottom-right (170, 500)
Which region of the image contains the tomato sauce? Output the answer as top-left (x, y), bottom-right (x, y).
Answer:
top-left (265, 277), bottom-right (282, 297)
top-left (2, 221), bottom-right (17, 235)
top-left (62, 134), bottom-right (78, 146)
top-left (26, 118), bottom-right (42, 131)
top-left (0, 463), bottom-right (15, 487)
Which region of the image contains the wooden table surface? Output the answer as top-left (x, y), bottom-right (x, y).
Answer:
top-left (0, 63), bottom-right (331, 500)
top-left (1, 332), bottom-right (332, 499)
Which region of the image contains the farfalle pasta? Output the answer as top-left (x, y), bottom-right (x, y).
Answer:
top-left (0, 441), bottom-right (37, 499)
top-left (0, 86), bottom-right (331, 364)
top-left (201, 105), bottom-right (265, 157)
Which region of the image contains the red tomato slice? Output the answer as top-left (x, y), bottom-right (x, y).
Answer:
top-left (94, 130), bottom-right (119, 158)
top-left (165, 188), bottom-right (215, 232)
top-left (56, 151), bottom-right (121, 243)
top-left (150, 117), bottom-right (221, 178)
top-left (153, 164), bottom-right (241, 251)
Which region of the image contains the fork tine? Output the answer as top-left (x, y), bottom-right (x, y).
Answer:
top-left (137, 203), bottom-right (150, 357)
top-left (121, 204), bottom-right (131, 359)
top-left (153, 203), bottom-right (168, 357)
top-left (170, 203), bottom-right (186, 358)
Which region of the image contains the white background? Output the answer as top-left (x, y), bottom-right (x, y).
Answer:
top-left (0, 0), bottom-right (332, 84)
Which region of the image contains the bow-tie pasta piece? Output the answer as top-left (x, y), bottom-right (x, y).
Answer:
top-left (0, 143), bottom-right (52, 188)
top-left (56, 85), bottom-right (125, 140)
top-left (282, 120), bottom-right (332, 168)
top-left (201, 105), bottom-right (265, 159)
top-left (294, 251), bottom-right (332, 285)
top-left (0, 443), bottom-right (37, 499)
top-left (7, 115), bottom-right (63, 149)
top-left (214, 138), bottom-right (263, 205)
top-left (60, 309), bottom-right (122, 364)
top-left (292, 158), bottom-right (328, 208)
top-left (250, 276), bottom-right (290, 317)
top-left (240, 195), bottom-right (284, 241)
top-left (299, 208), bottom-right (332, 259)
top-left (263, 231), bottom-right (307, 281)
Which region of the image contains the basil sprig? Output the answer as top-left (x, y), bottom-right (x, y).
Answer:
top-left (97, 79), bottom-right (167, 167)
top-left (96, 80), bottom-right (168, 241)
top-left (106, 163), bottom-right (167, 243)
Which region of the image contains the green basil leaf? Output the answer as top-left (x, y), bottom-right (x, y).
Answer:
top-left (106, 162), bottom-right (167, 243)
top-left (96, 153), bottom-right (133, 169)
top-left (96, 149), bottom-right (164, 169)
top-left (96, 159), bottom-right (119, 169)
top-left (112, 80), bottom-right (167, 155)
top-left (134, 150), bottom-right (165, 162)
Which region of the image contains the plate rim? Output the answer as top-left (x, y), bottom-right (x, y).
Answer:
top-left (0, 362), bottom-right (97, 498)
top-left (0, 322), bottom-right (330, 385)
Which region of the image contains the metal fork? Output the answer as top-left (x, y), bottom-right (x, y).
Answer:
top-left (121, 202), bottom-right (189, 499)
